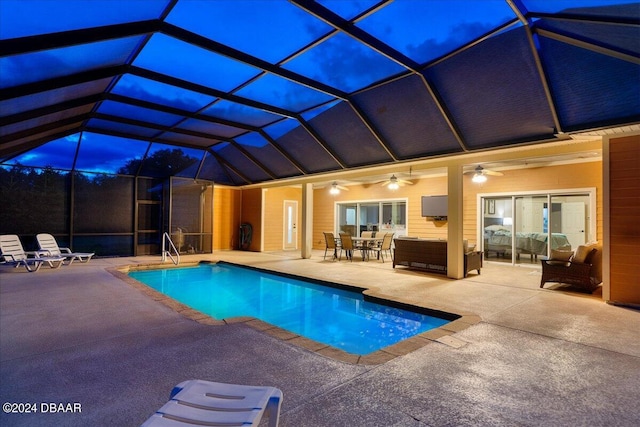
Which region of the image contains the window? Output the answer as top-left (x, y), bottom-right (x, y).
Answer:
top-left (336, 199), bottom-right (407, 237)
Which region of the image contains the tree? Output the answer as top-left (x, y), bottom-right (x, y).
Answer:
top-left (117, 148), bottom-right (199, 178)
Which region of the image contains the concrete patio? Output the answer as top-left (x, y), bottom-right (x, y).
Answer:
top-left (1, 250), bottom-right (639, 426)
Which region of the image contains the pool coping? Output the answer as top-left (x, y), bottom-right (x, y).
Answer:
top-left (109, 261), bottom-right (482, 366)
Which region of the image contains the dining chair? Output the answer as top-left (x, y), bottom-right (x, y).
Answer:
top-left (338, 233), bottom-right (355, 261)
top-left (370, 233), bottom-right (394, 262)
top-left (323, 232), bottom-right (340, 260)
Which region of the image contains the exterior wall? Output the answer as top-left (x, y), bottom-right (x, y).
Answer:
top-left (263, 186), bottom-right (302, 251)
top-left (313, 177), bottom-right (449, 249)
top-left (240, 188), bottom-right (263, 251)
top-left (464, 161), bottom-right (604, 245)
top-left (313, 161), bottom-right (603, 250)
top-left (213, 186), bottom-right (242, 250)
top-left (607, 135), bottom-right (640, 303)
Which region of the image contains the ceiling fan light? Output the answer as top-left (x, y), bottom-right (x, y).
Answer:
top-left (472, 173), bottom-right (487, 183)
top-left (329, 182), bottom-right (340, 195)
top-left (387, 175), bottom-right (400, 190)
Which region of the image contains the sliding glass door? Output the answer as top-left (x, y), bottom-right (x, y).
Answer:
top-left (481, 190), bottom-right (593, 266)
top-left (514, 195), bottom-right (551, 264)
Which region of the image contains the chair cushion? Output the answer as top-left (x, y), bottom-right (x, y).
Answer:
top-left (572, 245), bottom-right (596, 264)
top-left (550, 249), bottom-right (573, 262)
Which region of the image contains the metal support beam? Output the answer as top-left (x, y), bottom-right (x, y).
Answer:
top-left (416, 74), bottom-right (468, 151)
top-left (258, 129), bottom-right (309, 176)
top-left (535, 28), bottom-right (640, 65)
top-left (290, 0), bottom-right (421, 72)
top-left (297, 117), bottom-right (347, 169)
top-left (347, 100), bottom-right (398, 161)
top-left (228, 139), bottom-right (278, 180)
top-left (507, 0), bottom-right (563, 134)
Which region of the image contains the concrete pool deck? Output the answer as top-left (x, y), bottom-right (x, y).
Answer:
top-left (1, 250), bottom-right (639, 426)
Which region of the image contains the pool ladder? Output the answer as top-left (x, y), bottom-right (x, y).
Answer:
top-left (162, 232), bottom-right (180, 265)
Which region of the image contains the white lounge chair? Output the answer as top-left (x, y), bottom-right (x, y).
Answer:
top-left (141, 379), bottom-right (283, 427)
top-left (36, 233), bottom-right (94, 264)
top-left (0, 234), bottom-right (65, 272)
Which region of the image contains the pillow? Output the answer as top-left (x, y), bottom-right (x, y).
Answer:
top-left (485, 225), bottom-right (507, 231)
top-left (550, 249), bottom-right (573, 262)
top-left (572, 245), bottom-right (596, 264)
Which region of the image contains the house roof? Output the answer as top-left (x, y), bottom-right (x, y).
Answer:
top-left (1, 0), bottom-right (638, 184)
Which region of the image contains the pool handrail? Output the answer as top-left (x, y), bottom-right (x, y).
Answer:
top-left (162, 232), bottom-right (180, 265)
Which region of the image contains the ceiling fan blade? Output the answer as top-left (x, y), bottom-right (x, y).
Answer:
top-left (398, 179), bottom-right (414, 185)
top-left (380, 180), bottom-right (391, 186)
top-left (336, 185), bottom-right (349, 191)
top-left (465, 165), bottom-right (503, 176)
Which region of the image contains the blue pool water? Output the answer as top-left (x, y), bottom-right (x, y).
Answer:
top-left (129, 262), bottom-right (453, 355)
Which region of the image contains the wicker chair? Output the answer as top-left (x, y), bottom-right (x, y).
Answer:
top-left (540, 243), bottom-right (602, 293)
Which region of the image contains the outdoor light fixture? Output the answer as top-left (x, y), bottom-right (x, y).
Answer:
top-left (472, 172), bottom-right (487, 183)
top-left (378, 173), bottom-right (413, 189)
top-left (387, 175), bottom-right (400, 190)
top-left (467, 165), bottom-right (502, 183)
top-left (329, 182), bottom-right (348, 195)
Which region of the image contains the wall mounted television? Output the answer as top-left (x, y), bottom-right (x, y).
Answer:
top-left (421, 195), bottom-right (448, 219)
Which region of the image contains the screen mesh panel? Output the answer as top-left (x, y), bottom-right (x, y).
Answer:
top-left (424, 28), bottom-right (556, 148)
top-left (276, 126), bottom-right (341, 173)
top-left (213, 143), bottom-right (272, 183)
top-left (0, 79), bottom-right (112, 117)
top-left (2, 106), bottom-right (93, 138)
top-left (353, 74), bottom-right (462, 159)
top-left (309, 102), bottom-right (392, 167)
top-left (538, 35), bottom-right (640, 130)
top-left (236, 133), bottom-right (301, 178)
top-left (73, 173), bottom-right (134, 233)
top-left (0, 168), bottom-right (70, 236)
top-left (1, 1), bottom-right (636, 186)
top-left (198, 153), bottom-right (237, 184)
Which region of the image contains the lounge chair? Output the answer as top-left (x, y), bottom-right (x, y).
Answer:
top-left (36, 233), bottom-right (94, 264)
top-left (0, 234), bottom-right (65, 272)
top-left (141, 379), bottom-right (283, 427)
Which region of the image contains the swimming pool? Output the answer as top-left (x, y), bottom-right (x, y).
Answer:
top-left (129, 262), bottom-right (455, 355)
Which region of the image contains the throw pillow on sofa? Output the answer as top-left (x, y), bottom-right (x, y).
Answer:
top-left (571, 245), bottom-right (597, 264)
top-left (550, 249), bottom-right (573, 262)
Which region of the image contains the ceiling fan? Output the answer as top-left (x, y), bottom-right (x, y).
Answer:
top-left (378, 174), bottom-right (414, 189)
top-left (465, 165), bottom-right (503, 183)
top-left (328, 181), bottom-right (349, 195)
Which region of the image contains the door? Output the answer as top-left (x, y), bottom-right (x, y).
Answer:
top-left (560, 201), bottom-right (587, 248)
top-left (283, 200), bottom-right (297, 250)
top-left (136, 201), bottom-right (162, 255)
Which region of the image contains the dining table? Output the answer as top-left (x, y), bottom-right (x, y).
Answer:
top-left (350, 236), bottom-right (383, 260)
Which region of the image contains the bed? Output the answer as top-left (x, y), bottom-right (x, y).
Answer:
top-left (483, 223), bottom-right (571, 261)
